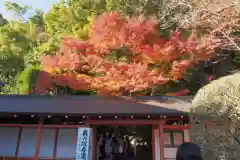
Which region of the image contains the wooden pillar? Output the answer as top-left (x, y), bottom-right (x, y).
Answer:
top-left (15, 127), bottom-right (22, 156)
top-left (159, 121), bottom-right (165, 160)
top-left (183, 129), bottom-right (190, 142)
top-left (152, 125), bottom-right (160, 160)
top-left (34, 117), bottom-right (44, 160)
top-left (92, 126), bottom-right (97, 160)
top-left (53, 128), bottom-right (59, 159)
top-left (152, 125), bottom-right (156, 160)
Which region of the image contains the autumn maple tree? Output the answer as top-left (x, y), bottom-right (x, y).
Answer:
top-left (34, 11), bottom-right (220, 96)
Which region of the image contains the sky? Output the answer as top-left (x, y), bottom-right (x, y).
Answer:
top-left (0, 0), bottom-right (59, 19)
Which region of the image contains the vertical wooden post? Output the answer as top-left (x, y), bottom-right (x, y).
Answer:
top-left (152, 125), bottom-right (156, 160)
top-left (92, 126), bottom-right (97, 160)
top-left (183, 129), bottom-right (190, 142)
top-left (53, 128), bottom-right (59, 159)
top-left (159, 121), bottom-right (165, 160)
top-left (34, 117), bottom-right (44, 160)
top-left (15, 127), bottom-right (22, 156)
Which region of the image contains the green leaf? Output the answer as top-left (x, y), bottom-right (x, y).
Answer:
top-left (16, 65), bottom-right (40, 94)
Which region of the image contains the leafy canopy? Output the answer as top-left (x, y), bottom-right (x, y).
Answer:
top-left (0, 0), bottom-right (225, 95)
top-left (34, 11), bottom-right (220, 96)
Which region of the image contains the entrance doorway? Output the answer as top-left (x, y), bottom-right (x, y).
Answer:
top-left (95, 125), bottom-right (152, 160)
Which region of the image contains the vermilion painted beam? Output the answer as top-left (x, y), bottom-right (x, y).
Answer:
top-left (34, 118), bottom-right (44, 160)
top-left (41, 124), bottom-right (87, 128)
top-left (0, 123), bottom-right (86, 128)
top-left (0, 157), bottom-right (74, 160)
top-left (15, 127), bottom-right (22, 156)
top-left (0, 122), bottom-right (192, 131)
top-left (163, 125), bottom-right (191, 129)
top-left (88, 119), bottom-right (191, 127)
top-left (0, 124), bottom-right (38, 127)
top-left (0, 122), bottom-right (192, 129)
top-left (87, 119), bottom-right (162, 125)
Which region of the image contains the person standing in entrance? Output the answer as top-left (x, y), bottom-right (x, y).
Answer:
top-left (123, 136), bottom-right (130, 158)
top-left (116, 134), bottom-right (124, 154)
top-left (105, 134), bottom-right (113, 160)
top-left (98, 134), bottom-right (106, 160)
top-left (113, 134), bottom-right (124, 160)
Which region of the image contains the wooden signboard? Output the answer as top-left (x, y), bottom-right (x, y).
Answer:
top-left (76, 128), bottom-right (92, 160)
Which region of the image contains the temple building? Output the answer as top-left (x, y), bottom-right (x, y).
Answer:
top-left (0, 95), bottom-right (192, 160)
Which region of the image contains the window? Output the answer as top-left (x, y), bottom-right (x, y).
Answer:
top-left (173, 132), bottom-right (183, 145)
top-left (39, 129), bottom-right (56, 157)
top-left (56, 129), bottom-right (78, 158)
top-left (164, 132), bottom-right (171, 145)
top-left (0, 127), bottom-right (19, 156)
top-left (164, 130), bottom-right (184, 147)
top-left (18, 128), bottom-right (37, 157)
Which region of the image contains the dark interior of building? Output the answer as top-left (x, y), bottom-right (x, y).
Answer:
top-left (96, 125), bottom-right (152, 160)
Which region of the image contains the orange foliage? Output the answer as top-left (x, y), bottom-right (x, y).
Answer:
top-left (35, 11), bottom-right (220, 95)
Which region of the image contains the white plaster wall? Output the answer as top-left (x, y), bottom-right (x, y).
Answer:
top-left (18, 128), bottom-right (37, 157)
top-left (0, 127), bottom-right (19, 156)
top-left (39, 128), bottom-right (55, 157)
top-left (56, 128), bottom-right (78, 158)
top-left (164, 148), bottom-right (177, 160)
top-left (0, 126), bottom-right (190, 159)
top-left (164, 129), bottom-right (190, 160)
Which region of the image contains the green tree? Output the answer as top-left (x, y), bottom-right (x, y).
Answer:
top-left (16, 0), bottom-right (187, 95)
top-left (0, 14), bottom-right (8, 27)
top-left (1, 0), bottom-right (233, 95)
top-left (4, 1), bottom-right (31, 21)
top-left (0, 2), bottom-right (45, 94)
top-left (29, 9), bottom-right (44, 27)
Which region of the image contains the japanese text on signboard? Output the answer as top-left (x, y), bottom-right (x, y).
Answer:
top-left (76, 128), bottom-right (90, 160)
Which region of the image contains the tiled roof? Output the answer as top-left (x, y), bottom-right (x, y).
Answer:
top-left (0, 95), bottom-right (192, 116)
